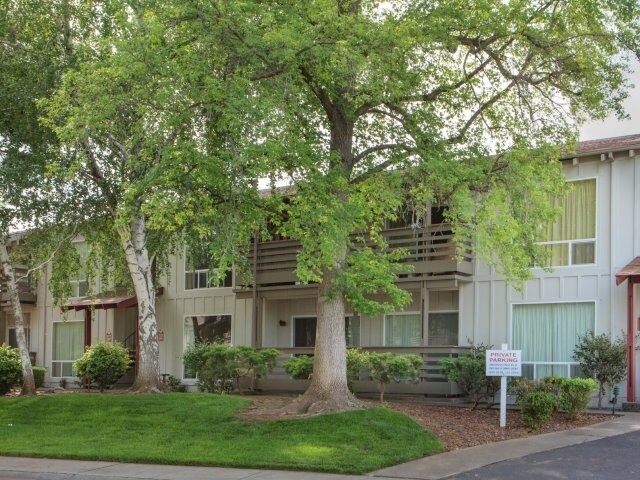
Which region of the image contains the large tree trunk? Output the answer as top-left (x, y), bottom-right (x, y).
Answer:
top-left (0, 237), bottom-right (36, 395)
top-left (118, 213), bottom-right (162, 393)
top-left (282, 259), bottom-right (363, 414)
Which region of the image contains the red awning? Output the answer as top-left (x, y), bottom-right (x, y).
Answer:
top-left (615, 257), bottom-right (640, 286)
top-left (61, 287), bottom-right (164, 311)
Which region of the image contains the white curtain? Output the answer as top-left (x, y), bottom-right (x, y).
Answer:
top-left (385, 314), bottom-right (421, 346)
top-left (513, 302), bottom-right (594, 377)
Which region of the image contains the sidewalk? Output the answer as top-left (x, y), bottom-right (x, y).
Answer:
top-left (1, 413), bottom-right (639, 480)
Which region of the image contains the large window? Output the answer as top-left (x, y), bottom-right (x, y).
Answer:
top-left (512, 302), bottom-right (594, 379)
top-left (385, 313), bottom-right (421, 346)
top-left (183, 315), bottom-right (232, 379)
top-left (541, 179), bottom-right (596, 266)
top-left (185, 244), bottom-right (232, 289)
top-left (293, 316), bottom-right (361, 348)
top-left (52, 321), bottom-right (84, 377)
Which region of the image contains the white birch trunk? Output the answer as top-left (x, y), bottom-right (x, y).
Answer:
top-left (117, 212), bottom-right (161, 392)
top-left (0, 237), bottom-right (36, 395)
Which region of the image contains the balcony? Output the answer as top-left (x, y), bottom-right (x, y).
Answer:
top-left (241, 224), bottom-right (473, 291)
top-left (0, 266), bottom-right (36, 306)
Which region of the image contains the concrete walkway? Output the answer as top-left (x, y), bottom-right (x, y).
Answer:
top-left (1, 413), bottom-right (639, 480)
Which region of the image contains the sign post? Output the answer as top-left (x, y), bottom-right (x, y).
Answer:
top-left (486, 344), bottom-right (522, 428)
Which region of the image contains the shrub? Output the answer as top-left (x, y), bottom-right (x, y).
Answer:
top-left (440, 344), bottom-right (500, 409)
top-left (573, 330), bottom-right (627, 409)
top-left (198, 343), bottom-right (238, 393)
top-left (284, 349), bottom-right (369, 393)
top-left (183, 343), bottom-right (281, 393)
top-left (32, 366), bottom-right (45, 388)
top-left (367, 352), bottom-right (423, 403)
top-left (509, 377), bottom-right (559, 404)
top-left (73, 342), bottom-right (131, 392)
top-left (346, 348), bottom-right (369, 393)
top-left (166, 375), bottom-right (186, 392)
top-left (520, 391), bottom-right (557, 429)
top-left (234, 346), bottom-right (280, 392)
top-left (554, 377), bottom-right (597, 420)
top-left (284, 355), bottom-right (314, 380)
top-left (0, 344), bottom-right (21, 395)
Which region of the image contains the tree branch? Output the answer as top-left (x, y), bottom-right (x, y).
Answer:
top-left (352, 143), bottom-right (412, 164)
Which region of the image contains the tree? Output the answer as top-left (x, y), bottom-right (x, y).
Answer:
top-left (41, 1), bottom-right (265, 392)
top-left (0, 0), bottom-right (79, 395)
top-left (573, 330), bottom-right (627, 409)
top-left (183, 0), bottom-right (639, 413)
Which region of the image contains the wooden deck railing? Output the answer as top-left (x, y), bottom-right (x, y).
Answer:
top-left (0, 266), bottom-right (36, 305)
top-left (256, 345), bottom-right (471, 397)
top-left (248, 224), bottom-right (473, 288)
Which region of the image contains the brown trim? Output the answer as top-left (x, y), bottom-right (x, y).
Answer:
top-left (83, 308), bottom-right (92, 348)
top-left (628, 280), bottom-right (636, 402)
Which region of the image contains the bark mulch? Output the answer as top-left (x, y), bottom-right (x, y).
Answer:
top-left (238, 395), bottom-right (612, 452)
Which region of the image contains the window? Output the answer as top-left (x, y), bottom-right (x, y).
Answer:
top-left (70, 243), bottom-right (89, 297)
top-left (8, 328), bottom-right (31, 350)
top-left (345, 315), bottom-right (361, 347)
top-left (52, 321), bottom-right (84, 377)
top-left (512, 302), bottom-right (594, 379)
top-left (427, 312), bottom-right (458, 346)
top-left (185, 244), bottom-right (232, 289)
top-left (183, 315), bottom-right (232, 378)
top-left (7, 313), bottom-right (31, 350)
top-left (293, 317), bottom-right (316, 348)
top-left (385, 313), bottom-right (421, 346)
top-left (541, 179), bottom-right (596, 266)
top-left (293, 316), bottom-right (361, 348)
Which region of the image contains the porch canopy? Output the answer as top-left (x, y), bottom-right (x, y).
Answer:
top-left (615, 257), bottom-right (640, 402)
top-left (60, 288), bottom-right (164, 348)
top-left (62, 293), bottom-right (139, 311)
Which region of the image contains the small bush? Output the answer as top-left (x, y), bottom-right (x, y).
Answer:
top-left (166, 375), bottom-right (186, 392)
top-left (509, 377), bottom-right (559, 403)
top-left (554, 377), bottom-right (597, 419)
top-left (182, 341), bottom-right (211, 379)
top-left (367, 352), bottom-right (423, 403)
top-left (573, 330), bottom-right (627, 409)
top-left (73, 342), bottom-right (131, 392)
top-left (183, 343), bottom-right (281, 393)
top-left (440, 344), bottom-right (500, 409)
top-left (520, 391), bottom-right (557, 429)
top-left (0, 344), bottom-right (21, 395)
top-left (284, 355), bottom-right (314, 380)
top-left (284, 349), bottom-right (369, 393)
top-left (32, 366), bottom-right (45, 388)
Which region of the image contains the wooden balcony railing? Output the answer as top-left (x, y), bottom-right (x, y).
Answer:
top-left (246, 224), bottom-right (473, 288)
top-left (0, 266), bottom-right (36, 305)
top-left (255, 345), bottom-right (471, 397)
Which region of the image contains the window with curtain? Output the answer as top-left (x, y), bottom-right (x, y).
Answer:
top-left (427, 312), bottom-right (458, 346)
top-left (385, 313), bottom-right (421, 346)
top-left (542, 179), bottom-right (596, 266)
top-left (52, 321), bottom-right (84, 377)
top-left (512, 302), bottom-right (594, 378)
top-left (185, 243), bottom-right (232, 289)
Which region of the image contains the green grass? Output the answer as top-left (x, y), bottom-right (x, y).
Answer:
top-left (0, 393), bottom-right (442, 473)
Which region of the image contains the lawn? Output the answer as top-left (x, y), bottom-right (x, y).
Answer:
top-left (0, 393), bottom-right (442, 473)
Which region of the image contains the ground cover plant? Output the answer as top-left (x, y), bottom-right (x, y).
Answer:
top-left (0, 393), bottom-right (441, 473)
